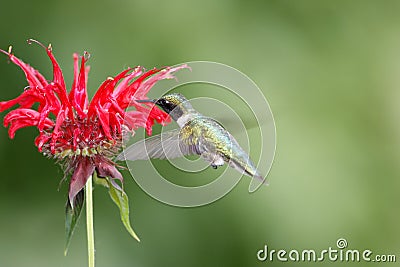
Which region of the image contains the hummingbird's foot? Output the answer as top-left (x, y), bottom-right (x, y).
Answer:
top-left (211, 164), bottom-right (218, 169)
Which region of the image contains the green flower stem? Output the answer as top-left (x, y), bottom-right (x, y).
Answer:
top-left (85, 176), bottom-right (95, 267)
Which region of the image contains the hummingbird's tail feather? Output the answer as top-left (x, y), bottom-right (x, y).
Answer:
top-left (246, 169), bottom-right (269, 190)
top-left (228, 157), bottom-right (268, 192)
top-left (248, 175), bottom-right (269, 193)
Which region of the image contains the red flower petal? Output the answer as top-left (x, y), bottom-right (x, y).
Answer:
top-left (4, 109), bottom-right (53, 138)
top-left (0, 48), bottom-right (48, 90)
top-left (114, 68), bottom-right (160, 110)
top-left (94, 156), bottom-right (123, 182)
top-left (69, 52), bottom-right (89, 118)
top-left (69, 157), bottom-right (95, 205)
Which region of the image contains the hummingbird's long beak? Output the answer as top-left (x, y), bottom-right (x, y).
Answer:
top-left (135, 99), bottom-right (156, 103)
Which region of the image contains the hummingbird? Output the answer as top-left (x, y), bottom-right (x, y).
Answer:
top-left (117, 93), bottom-right (266, 184)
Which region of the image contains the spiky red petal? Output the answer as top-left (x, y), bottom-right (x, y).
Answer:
top-left (0, 41), bottom-right (188, 204)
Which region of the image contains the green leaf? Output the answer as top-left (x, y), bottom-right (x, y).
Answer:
top-left (106, 178), bottom-right (140, 242)
top-left (93, 172), bottom-right (109, 188)
top-left (64, 189), bottom-right (84, 255)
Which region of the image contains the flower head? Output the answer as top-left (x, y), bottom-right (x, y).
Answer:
top-left (0, 40), bottom-right (187, 205)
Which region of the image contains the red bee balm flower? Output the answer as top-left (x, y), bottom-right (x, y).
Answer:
top-left (0, 40), bottom-right (187, 244)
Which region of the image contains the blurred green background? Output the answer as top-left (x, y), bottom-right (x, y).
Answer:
top-left (1, 0), bottom-right (400, 266)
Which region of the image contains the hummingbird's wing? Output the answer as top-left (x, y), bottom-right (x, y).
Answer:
top-left (116, 129), bottom-right (200, 161)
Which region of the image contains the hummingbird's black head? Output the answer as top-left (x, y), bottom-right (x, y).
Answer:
top-left (154, 93), bottom-right (193, 121)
